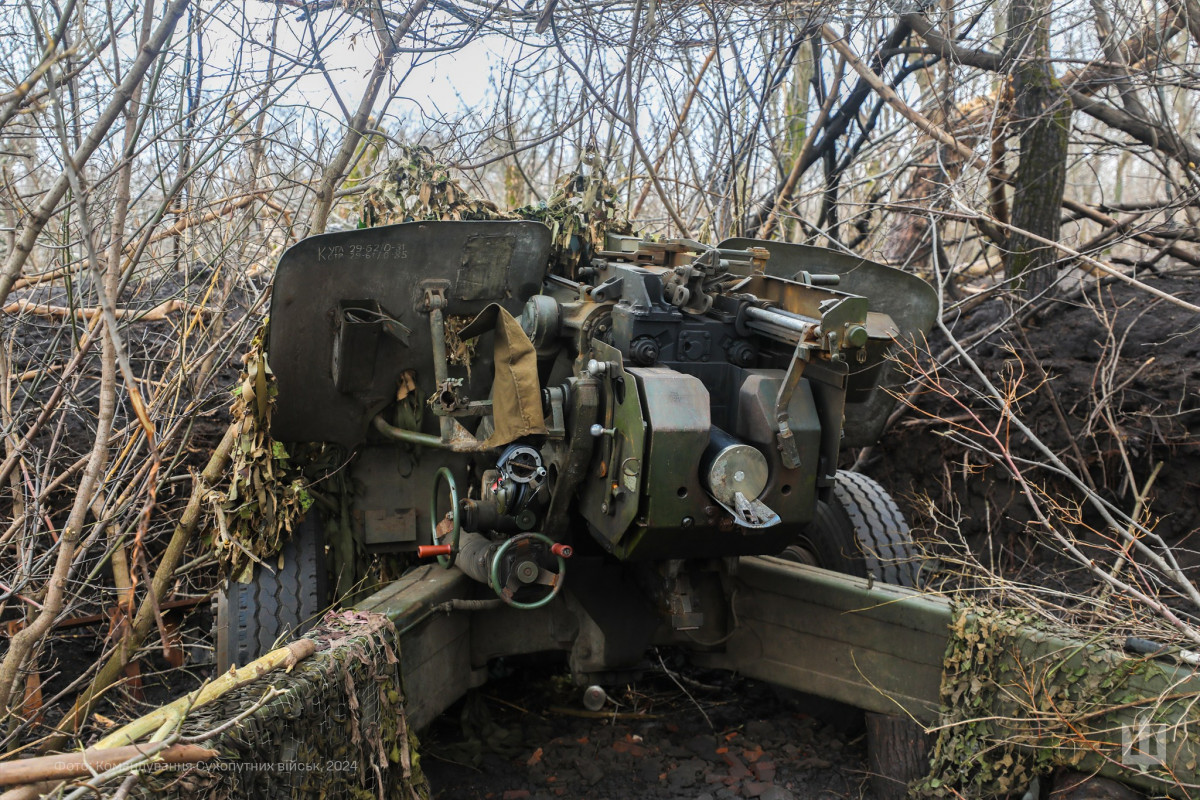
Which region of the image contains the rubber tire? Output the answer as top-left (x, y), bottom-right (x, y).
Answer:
top-left (216, 513), bottom-right (328, 671)
top-left (781, 471), bottom-right (922, 588)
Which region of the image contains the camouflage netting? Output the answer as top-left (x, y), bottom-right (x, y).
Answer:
top-left (916, 605), bottom-right (1200, 798)
top-left (213, 323), bottom-right (358, 592)
top-left (126, 611), bottom-right (427, 800)
top-left (213, 326), bottom-right (313, 584)
top-left (359, 144), bottom-right (634, 278)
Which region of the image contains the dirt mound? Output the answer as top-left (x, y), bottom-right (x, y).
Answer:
top-left (869, 274), bottom-right (1200, 581)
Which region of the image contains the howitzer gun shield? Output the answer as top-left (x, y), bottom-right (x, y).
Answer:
top-left (268, 221), bottom-right (551, 446)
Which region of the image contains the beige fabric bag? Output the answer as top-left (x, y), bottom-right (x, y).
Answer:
top-left (459, 303), bottom-right (547, 447)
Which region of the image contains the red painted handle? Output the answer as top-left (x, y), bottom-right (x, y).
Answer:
top-left (418, 544), bottom-right (453, 559)
top-left (550, 543), bottom-right (573, 558)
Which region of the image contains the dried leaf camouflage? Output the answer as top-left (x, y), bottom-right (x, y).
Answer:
top-left (215, 326), bottom-right (321, 582)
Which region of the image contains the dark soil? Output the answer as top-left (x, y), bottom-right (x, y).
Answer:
top-left (421, 659), bottom-right (876, 800)
top-left (866, 275), bottom-right (1200, 586)
top-left (7, 265), bottom-right (248, 473)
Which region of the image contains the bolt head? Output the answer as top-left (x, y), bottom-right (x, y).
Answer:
top-left (515, 560), bottom-right (539, 584)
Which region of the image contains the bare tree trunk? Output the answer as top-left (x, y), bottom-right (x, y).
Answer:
top-left (101, 0), bottom-right (157, 621)
top-left (0, 203), bottom-right (118, 720)
top-left (867, 712), bottom-right (932, 800)
top-left (1004, 0), bottom-right (1071, 296)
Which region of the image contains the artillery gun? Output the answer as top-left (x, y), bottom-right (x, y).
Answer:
top-left (216, 220), bottom-right (937, 722)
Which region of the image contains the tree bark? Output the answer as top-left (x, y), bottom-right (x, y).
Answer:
top-left (866, 712), bottom-right (931, 800)
top-left (0, 744), bottom-right (216, 786)
top-left (1004, 0), bottom-right (1072, 296)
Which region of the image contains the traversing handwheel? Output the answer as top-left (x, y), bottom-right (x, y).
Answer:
top-left (488, 532), bottom-right (569, 610)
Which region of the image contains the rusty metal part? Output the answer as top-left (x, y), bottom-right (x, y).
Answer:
top-left (497, 445), bottom-right (544, 483)
top-left (459, 498), bottom-right (520, 533)
top-left (433, 379), bottom-right (459, 410)
top-left (447, 529), bottom-right (499, 585)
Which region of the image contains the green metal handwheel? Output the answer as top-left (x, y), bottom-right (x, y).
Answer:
top-left (427, 466), bottom-right (460, 569)
top-left (489, 532), bottom-right (569, 610)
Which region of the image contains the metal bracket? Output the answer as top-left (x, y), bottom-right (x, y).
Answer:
top-left (377, 283), bottom-right (491, 452)
top-left (714, 490), bottom-right (782, 529)
top-left (383, 318), bottom-right (412, 346)
top-left (544, 385), bottom-right (568, 438)
top-left (590, 275), bottom-right (624, 303)
top-left (421, 283), bottom-right (449, 313)
top-left (429, 378), bottom-right (494, 418)
top-left (774, 340), bottom-right (811, 469)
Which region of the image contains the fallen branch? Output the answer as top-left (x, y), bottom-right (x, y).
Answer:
top-left (3, 298), bottom-right (213, 322)
top-left (45, 422), bottom-right (240, 749)
top-left (146, 191), bottom-right (284, 245)
top-left (0, 744), bottom-right (215, 787)
top-left (93, 639), bottom-right (317, 749)
top-left (9, 265), bottom-right (77, 293)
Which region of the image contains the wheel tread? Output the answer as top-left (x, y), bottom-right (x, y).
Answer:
top-left (833, 471), bottom-right (921, 588)
top-left (216, 515), bottom-right (327, 670)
